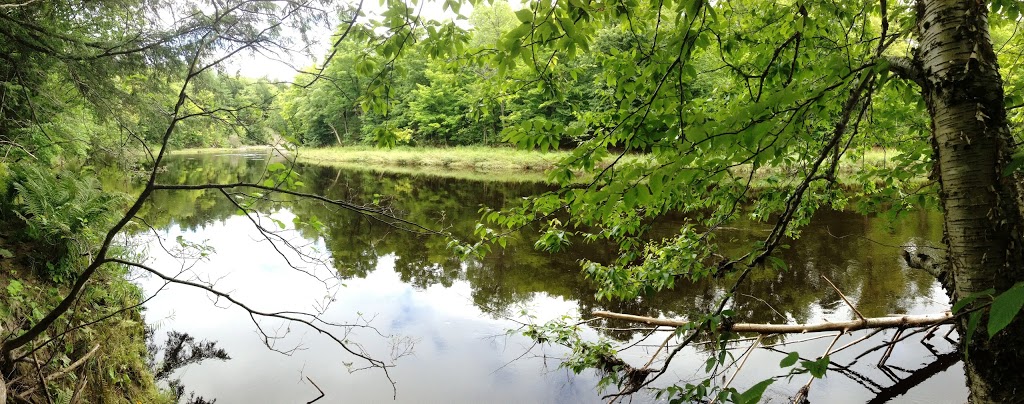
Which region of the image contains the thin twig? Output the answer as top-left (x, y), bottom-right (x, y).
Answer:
top-left (793, 332), bottom-right (842, 404)
top-left (46, 344), bottom-right (99, 383)
top-left (642, 332), bottom-right (676, 370)
top-left (30, 350), bottom-right (53, 404)
top-left (592, 311), bottom-right (953, 333)
top-left (822, 275), bottom-right (866, 322)
top-left (105, 258), bottom-right (397, 396)
top-left (0, 0), bottom-right (38, 8)
top-left (714, 335), bottom-right (763, 404)
top-left (306, 377), bottom-right (325, 403)
top-left (69, 374), bottom-right (87, 404)
top-left (14, 344), bottom-right (100, 398)
top-left (878, 328), bottom-right (904, 367)
top-left (829, 328), bottom-right (884, 356)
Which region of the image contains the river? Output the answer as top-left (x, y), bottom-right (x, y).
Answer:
top-left (133, 151), bottom-right (966, 403)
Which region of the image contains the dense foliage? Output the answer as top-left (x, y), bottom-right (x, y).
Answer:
top-left (0, 0), bottom-right (328, 402)
top-left (310, 0), bottom-right (1024, 402)
top-left (4, 0), bottom-right (1024, 402)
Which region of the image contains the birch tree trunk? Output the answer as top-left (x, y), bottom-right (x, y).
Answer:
top-left (917, 0), bottom-right (1024, 401)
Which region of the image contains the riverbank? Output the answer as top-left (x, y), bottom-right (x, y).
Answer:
top-left (172, 145), bottom-right (572, 172)
top-left (294, 145), bottom-right (571, 172)
top-left (169, 145), bottom-right (575, 181)
top-left (169, 145), bottom-right (912, 186)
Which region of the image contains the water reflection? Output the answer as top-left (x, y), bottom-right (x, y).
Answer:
top-left (134, 152), bottom-right (966, 403)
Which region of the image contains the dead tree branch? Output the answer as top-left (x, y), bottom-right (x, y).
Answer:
top-left (592, 311), bottom-right (954, 334)
top-left (104, 258), bottom-right (398, 396)
top-left (306, 377), bottom-right (325, 403)
top-left (13, 345), bottom-right (99, 399)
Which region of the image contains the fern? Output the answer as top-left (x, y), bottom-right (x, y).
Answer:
top-left (10, 163), bottom-right (128, 281)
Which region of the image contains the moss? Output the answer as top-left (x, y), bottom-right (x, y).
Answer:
top-left (0, 211), bottom-right (171, 403)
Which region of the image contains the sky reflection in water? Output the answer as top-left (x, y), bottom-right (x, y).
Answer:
top-left (135, 154), bottom-right (968, 403)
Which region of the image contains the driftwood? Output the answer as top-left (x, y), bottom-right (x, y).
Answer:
top-left (592, 311), bottom-right (954, 334)
top-left (13, 344), bottom-right (100, 401)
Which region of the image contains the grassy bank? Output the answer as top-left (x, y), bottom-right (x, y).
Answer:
top-left (170, 145), bottom-right (915, 185)
top-left (294, 145), bottom-right (569, 172)
top-left (168, 145), bottom-right (274, 155)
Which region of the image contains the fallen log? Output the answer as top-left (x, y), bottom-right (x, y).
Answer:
top-left (592, 311), bottom-right (954, 334)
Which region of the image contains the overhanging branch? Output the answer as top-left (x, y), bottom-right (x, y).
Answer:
top-left (104, 258), bottom-right (398, 396)
top-left (151, 182), bottom-right (442, 235)
top-left (884, 56), bottom-right (925, 88)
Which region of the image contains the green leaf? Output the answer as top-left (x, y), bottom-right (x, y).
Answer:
top-left (779, 352), bottom-right (799, 368)
top-left (738, 379), bottom-right (775, 404)
top-left (801, 355), bottom-right (829, 378)
top-left (267, 162), bottom-right (286, 172)
top-left (1003, 151), bottom-right (1024, 177)
top-left (704, 355), bottom-right (716, 372)
top-left (514, 9), bottom-right (533, 23)
top-left (766, 256), bottom-right (788, 271)
top-left (951, 288), bottom-right (994, 314)
top-left (965, 310), bottom-right (983, 358)
top-left (6, 279), bottom-right (23, 296)
top-left (988, 282), bottom-right (1024, 337)
top-left (0, 248), bottom-right (14, 259)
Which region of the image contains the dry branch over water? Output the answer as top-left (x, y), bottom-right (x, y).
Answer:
top-left (592, 311), bottom-right (955, 334)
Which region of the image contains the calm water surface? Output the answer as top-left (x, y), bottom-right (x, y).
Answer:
top-left (135, 152), bottom-right (967, 403)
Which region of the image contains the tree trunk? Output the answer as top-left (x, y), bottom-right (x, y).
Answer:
top-left (917, 0), bottom-right (1024, 402)
top-left (326, 121), bottom-right (343, 146)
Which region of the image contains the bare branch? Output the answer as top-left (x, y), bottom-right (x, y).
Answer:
top-left (592, 311), bottom-right (954, 334)
top-left (884, 56), bottom-right (925, 88)
top-left (713, 335), bottom-right (762, 404)
top-left (29, 351), bottom-right (52, 404)
top-left (104, 258), bottom-right (397, 395)
top-left (14, 345), bottom-right (99, 399)
top-left (0, 0), bottom-right (38, 8)
top-left (793, 332), bottom-right (843, 403)
top-left (822, 275), bottom-right (866, 322)
top-left (305, 377), bottom-right (325, 403)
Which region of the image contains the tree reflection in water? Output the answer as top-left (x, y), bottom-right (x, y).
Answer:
top-left (134, 152), bottom-right (963, 402)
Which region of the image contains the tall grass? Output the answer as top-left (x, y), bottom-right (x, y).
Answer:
top-left (294, 145), bottom-right (570, 172)
top-left (171, 145), bottom-right (915, 185)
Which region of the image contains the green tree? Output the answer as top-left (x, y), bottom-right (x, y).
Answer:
top-left (468, 1), bottom-right (519, 49)
top-left (0, 2), bottom-right (403, 402)
top-left (361, 0), bottom-right (1024, 402)
top-left (282, 40), bottom-right (377, 146)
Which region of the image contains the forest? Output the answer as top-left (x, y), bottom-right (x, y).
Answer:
top-left (2, 0), bottom-right (1024, 403)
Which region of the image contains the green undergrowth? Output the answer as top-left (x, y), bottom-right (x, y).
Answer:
top-left (0, 224), bottom-right (170, 403)
top-left (0, 163), bottom-right (171, 404)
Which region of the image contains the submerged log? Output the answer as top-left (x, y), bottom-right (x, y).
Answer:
top-left (592, 311), bottom-right (954, 334)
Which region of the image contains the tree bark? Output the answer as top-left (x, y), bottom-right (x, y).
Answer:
top-left (916, 0), bottom-right (1024, 402)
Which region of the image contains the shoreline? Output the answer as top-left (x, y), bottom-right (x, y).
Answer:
top-left (169, 145), bottom-right (913, 186)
